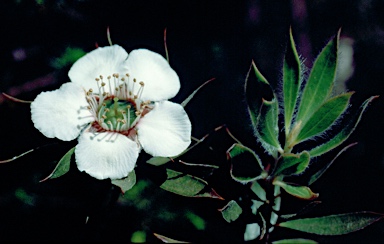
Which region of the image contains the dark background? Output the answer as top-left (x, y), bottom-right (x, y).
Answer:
top-left (0, 0), bottom-right (383, 243)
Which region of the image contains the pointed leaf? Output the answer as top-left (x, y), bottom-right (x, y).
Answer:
top-left (273, 180), bottom-right (319, 200)
top-left (283, 27), bottom-right (302, 135)
top-left (244, 223), bottom-right (261, 241)
top-left (273, 239), bottom-right (318, 244)
top-left (251, 180), bottom-right (267, 201)
top-left (181, 78), bottom-right (215, 107)
top-left (309, 95), bottom-right (379, 157)
top-left (219, 200), bottom-right (243, 223)
top-left (256, 98), bottom-right (282, 156)
top-left (274, 151), bottom-right (310, 176)
top-left (40, 147), bottom-right (74, 182)
top-left (160, 169), bottom-right (223, 199)
top-left (296, 30), bottom-right (340, 125)
top-left (309, 142), bottom-right (357, 185)
top-left (111, 170), bottom-right (136, 193)
top-left (153, 233), bottom-right (189, 243)
top-left (278, 212), bottom-right (384, 235)
top-left (227, 143), bottom-right (266, 184)
top-left (295, 92), bottom-right (353, 144)
top-left (147, 156), bottom-right (172, 166)
top-left (245, 61), bottom-right (274, 131)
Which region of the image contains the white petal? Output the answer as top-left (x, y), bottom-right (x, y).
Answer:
top-left (31, 83), bottom-right (93, 141)
top-left (136, 101), bottom-right (191, 157)
top-left (126, 49), bottom-right (180, 101)
top-left (68, 45), bottom-right (129, 93)
top-left (75, 131), bottom-right (140, 180)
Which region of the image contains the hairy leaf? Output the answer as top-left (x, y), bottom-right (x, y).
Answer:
top-left (219, 200), bottom-right (243, 223)
top-left (273, 180), bottom-right (319, 200)
top-left (227, 143), bottom-right (265, 184)
top-left (309, 95), bottom-right (378, 157)
top-left (295, 92), bottom-right (353, 144)
top-left (160, 169), bottom-right (223, 199)
top-left (256, 98), bottom-right (282, 156)
top-left (274, 151), bottom-right (310, 176)
top-left (309, 142), bottom-right (357, 185)
top-left (296, 30), bottom-right (340, 125)
top-left (278, 212), bottom-right (384, 235)
top-left (40, 147), bottom-right (74, 182)
top-left (283, 27), bottom-right (302, 136)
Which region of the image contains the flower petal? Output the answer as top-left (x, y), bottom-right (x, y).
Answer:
top-left (68, 45), bottom-right (129, 93)
top-left (126, 49), bottom-right (180, 101)
top-left (136, 101), bottom-right (191, 157)
top-left (75, 131), bottom-right (140, 180)
top-left (31, 83), bottom-right (93, 141)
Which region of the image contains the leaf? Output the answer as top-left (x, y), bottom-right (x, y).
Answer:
top-left (146, 156), bottom-right (172, 166)
top-left (295, 92), bottom-right (353, 144)
top-left (111, 170), bottom-right (136, 193)
top-left (0, 148), bottom-right (34, 163)
top-left (181, 78), bottom-right (215, 107)
top-left (295, 29), bottom-right (340, 125)
top-left (280, 201), bottom-right (322, 220)
top-left (309, 142), bottom-right (357, 185)
top-left (272, 239), bottom-right (318, 244)
top-left (283, 27), bottom-right (302, 136)
top-left (256, 98), bottom-right (282, 156)
top-left (219, 200), bottom-right (243, 223)
top-left (273, 180), bottom-right (319, 200)
top-left (274, 151), bottom-right (310, 176)
top-left (278, 212), bottom-right (384, 235)
top-left (40, 147), bottom-right (74, 182)
top-left (245, 61), bottom-right (274, 135)
top-left (251, 180), bottom-right (267, 201)
top-left (244, 223), bottom-right (261, 241)
top-left (2, 93), bottom-right (32, 103)
top-left (309, 95), bottom-right (379, 157)
top-left (153, 233), bottom-right (189, 243)
top-left (227, 143), bottom-right (266, 184)
top-left (160, 169), bottom-right (223, 199)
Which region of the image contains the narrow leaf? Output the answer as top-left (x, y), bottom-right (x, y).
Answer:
top-left (283, 27), bottom-right (302, 136)
top-left (309, 142), bottom-right (357, 185)
top-left (256, 98), bottom-right (282, 156)
top-left (181, 78), bottom-right (215, 107)
top-left (160, 169), bottom-right (223, 199)
top-left (40, 147), bottom-right (74, 182)
top-left (296, 29), bottom-right (340, 125)
top-left (2, 93), bottom-right (32, 103)
top-left (273, 239), bottom-right (318, 244)
top-left (111, 170), bottom-right (136, 194)
top-left (295, 92), bottom-right (353, 143)
top-left (274, 151), bottom-right (310, 176)
top-left (227, 143), bottom-right (266, 184)
top-left (219, 200), bottom-right (243, 223)
top-left (251, 180), bottom-right (267, 201)
top-left (107, 26), bottom-right (113, 46)
top-left (273, 180), bottom-right (319, 200)
top-left (309, 95), bottom-right (379, 157)
top-left (278, 212), bottom-right (384, 235)
top-left (245, 61), bottom-right (274, 136)
top-left (280, 201), bottom-right (322, 220)
top-left (153, 233), bottom-right (189, 243)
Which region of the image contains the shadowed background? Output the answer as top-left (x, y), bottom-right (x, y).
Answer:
top-left (0, 0), bottom-right (383, 242)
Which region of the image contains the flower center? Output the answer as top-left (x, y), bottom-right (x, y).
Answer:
top-left (86, 73), bottom-right (152, 133)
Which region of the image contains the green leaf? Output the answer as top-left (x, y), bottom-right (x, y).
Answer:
top-left (153, 233), bottom-right (189, 243)
top-left (283, 27), bottom-right (302, 136)
top-left (273, 180), bottom-right (319, 200)
top-left (160, 169), bottom-right (223, 199)
top-left (295, 30), bottom-right (340, 125)
top-left (272, 239), bottom-right (317, 244)
top-left (146, 156), bottom-right (171, 166)
top-left (181, 78), bottom-right (215, 107)
top-left (245, 61), bottom-right (275, 132)
top-left (278, 212), bottom-right (384, 235)
top-left (309, 142), bottom-right (357, 185)
top-left (244, 223), bottom-right (261, 241)
top-left (295, 92), bottom-right (353, 144)
top-left (219, 200), bottom-right (243, 223)
top-left (251, 181), bottom-right (267, 201)
top-left (256, 98), bottom-right (282, 156)
top-left (309, 95), bottom-right (379, 157)
top-left (40, 147), bottom-right (74, 182)
top-left (51, 47), bottom-right (86, 69)
top-left (274, 151), bottom-right (310, 176)
top-left (111, 170), bottom-right (136, 193)
top-left (227, 143), bottom-right (266, 184)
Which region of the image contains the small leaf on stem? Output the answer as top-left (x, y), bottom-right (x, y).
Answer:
top-left (219, 200), bottom-right (243, 223)
top-left (274, 151), bottom-right (310, 177)
top-left (111, 170), bottom-right (136, 194)
top-left (273, 180), bottom-right (319, 200)
top-left (40, 147), bottom-right (74, 182)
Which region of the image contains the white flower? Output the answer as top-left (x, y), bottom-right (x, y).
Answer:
top-left (31, 45), bottom-right (191, 180)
